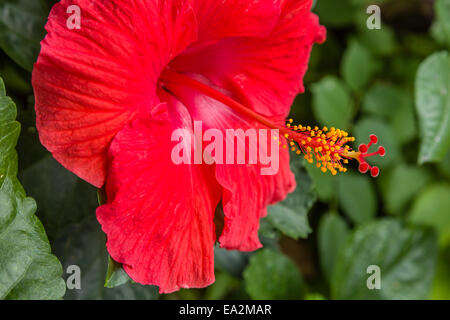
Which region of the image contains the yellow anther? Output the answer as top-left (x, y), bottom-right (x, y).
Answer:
top-left (280, 120), bottom-right (357, 177)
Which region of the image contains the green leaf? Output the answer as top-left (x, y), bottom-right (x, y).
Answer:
top-left (105, 256), bottom-right (131, 288)
top-left (16, 95), bottom-right (49, 170)
top-left (409, 184), bottom-right (450, 247)
top-left (415, 51), bottom-right (450, 164)
top-left (243, 249), bottom-right (303, 300)
top-left (332, 219), bottom-right (438, 300)
top-left (337, 172), bottom-right (377, 225)
top-left (383, 165), bottom-right (432, 215)
top-left (314, 0), bottom-right (357, 27)
top-left (391, 56), bottom-right (422, 86)
top-left (53, 215), bottom-right (159, 300)
top-left (431, 21), bottom-right (449, 47)
top-left (20, 156), bottom-right (98, 241)
top-left (357, 23), bottom-right (397, 57)
top-left (305, 293), bottom-right (326, 300)
top-left (0, 63), bottom-right (32, 95)
top-left (341, 40), bottom-right (376, 91)
top-left (318, 213), bottom-right (349, 282)
top-left (0, 77), bottom-right (65, 300)
top-left (431, 246), bottom-right (450, 299)
top-left (204, 271), bottom-right (240, 300)
top-left (266, 204), bottom-right (311, 240)
top-left (362, 84), bottom-right (417, 145)
top-left (0, 0), bottom-right (47, 71)
top-left (266, 160), bottom-right (315, 239)
top-left (438, 149), bottom-right (450, 179)
top-left (312, 76), bottom-right (353, 130)
top-left (258, 217), bottom-right (278, 239)
top-left (390, 95), bottom-right (417, 146)
top-left (214, 245), bottom-right (251, 278)
top-left (362, 84), bottom-right (409, 118)
top-left (436, 0), bottom-right (450, 48)
top-left (305, 159), bottom-right (335, 201)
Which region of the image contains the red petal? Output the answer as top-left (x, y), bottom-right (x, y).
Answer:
top-left (192, 0), bottom-right (281, 42)
top-left (165, 77), bottom-right (296, 251)
top-left (170, 0), bottom-right (325, 118)
top-left (217, 144), bottom-right (295, 250)
top-left (97, 108), bottom-right (221, 293)
top-left (33, 0), bottom-right (197, 187)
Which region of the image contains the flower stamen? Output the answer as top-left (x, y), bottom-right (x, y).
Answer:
top-left (279, 120), bottom-right (354, 176)
top-left (160, 69), bottom-right (385, 177)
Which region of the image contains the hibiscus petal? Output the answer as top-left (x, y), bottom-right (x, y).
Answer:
top-left (165, 76), bottom-right (295, 251)
top-left (171, 0), bottom-right (325, 118)
top-left (33, 0), bottom-right (197, 187)
top-left (217, 143), bottom-right (295, 250)
top-left (97, 107), bottom-right (222, 293)
top-left (192, 0), bottom-right (281, 42)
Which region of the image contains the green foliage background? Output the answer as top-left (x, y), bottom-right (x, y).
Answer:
top-left (0, 0), bottom-right (449, 300)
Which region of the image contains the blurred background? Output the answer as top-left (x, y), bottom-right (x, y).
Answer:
top-left (0, 0), bottom-right (449, 300)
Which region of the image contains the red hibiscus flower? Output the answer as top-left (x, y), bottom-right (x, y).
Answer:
top-left (32, 0), bottom-right (383, 293)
